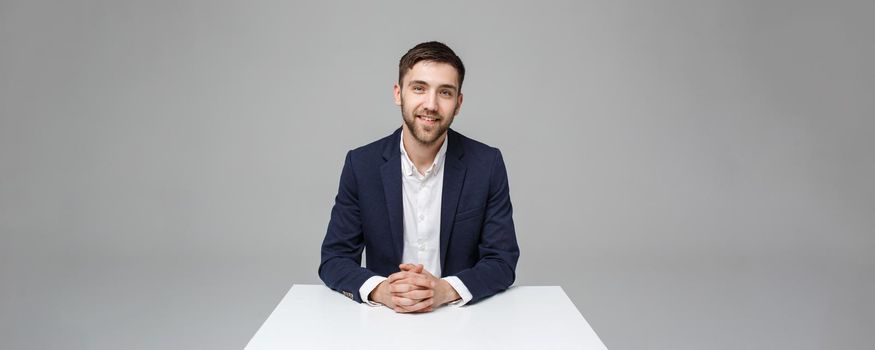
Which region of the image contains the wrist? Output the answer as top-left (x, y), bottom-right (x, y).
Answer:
top-left (438, 279), bottom-right (461, 306)
top-left (369, 280), bottom-right (385, 304)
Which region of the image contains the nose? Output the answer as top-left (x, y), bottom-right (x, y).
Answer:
top-left (422, 91), bottom-right (438, 113)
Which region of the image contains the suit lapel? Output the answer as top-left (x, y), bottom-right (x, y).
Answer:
top-left (380, 128), bottom-right (404, 264)
top-left (440, 130), bottom-right (466, 272)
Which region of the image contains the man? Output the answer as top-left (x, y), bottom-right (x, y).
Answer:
top-left (318, 41), bottom-right (520, 313)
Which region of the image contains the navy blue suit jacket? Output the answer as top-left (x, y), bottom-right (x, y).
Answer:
top-left (319, 128), bottom-right (520, 304)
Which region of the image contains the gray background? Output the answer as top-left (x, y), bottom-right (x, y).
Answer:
top-left (1, 0), bottom-right (873, 349)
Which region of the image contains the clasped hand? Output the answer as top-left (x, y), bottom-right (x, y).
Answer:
top-left (369, 263), bottom-right (460, 313)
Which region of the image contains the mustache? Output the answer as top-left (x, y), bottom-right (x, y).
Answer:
top-left (414, 110), bottom-right (441, 118)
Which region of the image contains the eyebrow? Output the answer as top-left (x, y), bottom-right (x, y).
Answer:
top-left (409, 80), bottom-right (459, 92)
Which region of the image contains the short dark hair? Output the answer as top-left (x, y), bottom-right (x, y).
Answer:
top-left (398, 41), bottom-right (466, 91)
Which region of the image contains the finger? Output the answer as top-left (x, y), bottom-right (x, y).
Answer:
top-left (395, 289), bottom-right (434, 301)
top-left (389, 283), bottom-right (410, 293)
top-left (398, 263), bottom-right (425, 274)
top-left (387, 271), bottom-right (415, 283)
top-left (390, 283), bottom-right (429, 294)
top-left (393, 276), bottom-right (435, 290)
top-left (397, 297), bottom-right (434, 312)
top-left (412, 306), bottom-right (433, 313)
top-left (395, 303), bottom-right (434, 313)
top-left (401, 265), bottom-right (431, 277)
top-left (389, 283), bottom-right (425, 293)
top-left (392, 295), bottom-right (417, 306)
top-left (393, 306), bottom-right (415, 313)
top-left (388, 269), bottom-right (427, 284)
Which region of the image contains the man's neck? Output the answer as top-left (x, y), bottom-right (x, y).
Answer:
top-left (401, 128), bottom-right (446, 175)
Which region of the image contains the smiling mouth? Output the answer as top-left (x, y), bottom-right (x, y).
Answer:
top-left (417, 115), bottom-right (440, 123)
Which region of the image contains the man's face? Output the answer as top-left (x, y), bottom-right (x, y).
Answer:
top-left (394, 61), bottom-right (464, 146)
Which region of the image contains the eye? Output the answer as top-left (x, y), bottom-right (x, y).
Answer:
top-left (440, 90), bottom-right (454, 97)
top-left (412, 86), bottom-right (424, 92)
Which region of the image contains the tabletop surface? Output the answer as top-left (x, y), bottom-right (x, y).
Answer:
top-left (245, 284), bottom-right (607, 350)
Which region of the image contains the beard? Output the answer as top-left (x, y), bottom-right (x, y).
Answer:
top-left (400, 96), bottom-right (456, 146)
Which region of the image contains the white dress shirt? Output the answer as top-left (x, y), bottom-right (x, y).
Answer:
top-left (359, 130), bottom-right (473, 307)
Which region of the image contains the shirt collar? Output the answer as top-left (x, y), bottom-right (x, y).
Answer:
top-left (400, 129), bottom-right (448, 177)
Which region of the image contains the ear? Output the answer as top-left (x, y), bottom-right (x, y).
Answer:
top-left (393, 83), bottom-right (402, 106)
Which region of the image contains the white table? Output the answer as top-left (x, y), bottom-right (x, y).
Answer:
top-left (245, 284), bottom-right (607, 350)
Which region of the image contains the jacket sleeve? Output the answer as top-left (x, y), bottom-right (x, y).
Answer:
top-left (318, 151), bottom-right (378, 303)
top-left (454, 149), bottom-right (521, 304)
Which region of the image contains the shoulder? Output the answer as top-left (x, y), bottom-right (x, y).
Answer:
top-left (353, 132), bottom-right (393, 153)
top-left (338, 128), bottom-right (400, 173)
top-left (450, 129), bottom-right (501, 162)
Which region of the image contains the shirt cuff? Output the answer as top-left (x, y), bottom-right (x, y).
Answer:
top-left (359, 276), bottom-right (387, 306)
top-left (442, 276), bottom-right (473, 307)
